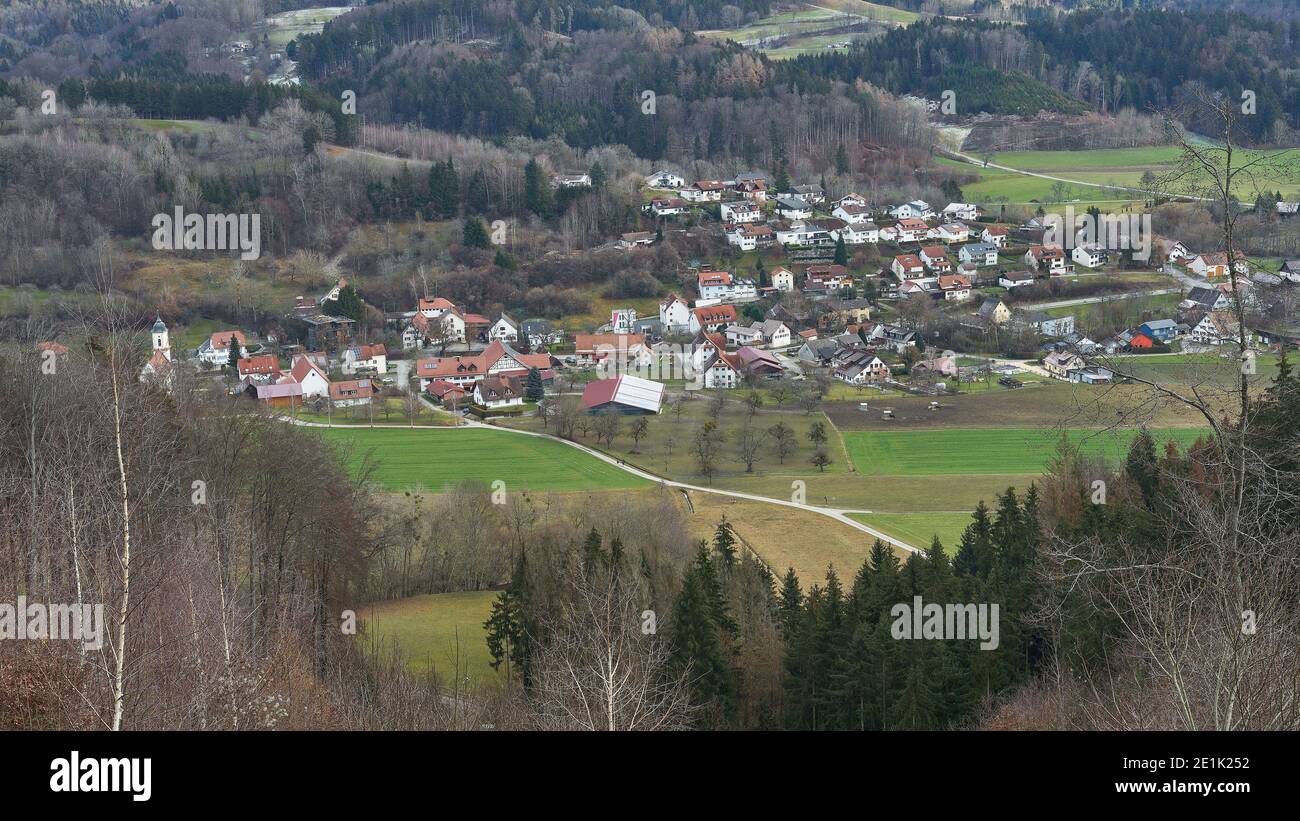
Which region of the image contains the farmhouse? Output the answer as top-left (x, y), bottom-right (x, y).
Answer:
top-left (1190, 311), bottom-right (1240, 345)
top-left (581, 374), bottom-right (665, 414)
top-left (659, 294), bottom-right (692, 333)
top-left (1187, 251), bottom-right (1248, 278)
top-left (416, 339), bottom-right (553, 390)
top-left (836, 353), bottom-right (891, 385)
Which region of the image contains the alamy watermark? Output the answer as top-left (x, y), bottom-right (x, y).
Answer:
top-left (0, 596), bottom-right (104, 651)
top-left (595, 339), bottom-right (704, 388)
top-left (890, 595), bottom-right (1000, 650)
top-left (151, 206), bottom-right (261, 261)
top-left (1043, 205), bottom-right (1152, 261)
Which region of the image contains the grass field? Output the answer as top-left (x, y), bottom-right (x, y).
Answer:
top-left (293, 398), bottom-right (457, 427)
top-left (847, 511), bottom-right (976, 551)
top-left (942, 145), bottom-right (1300, 203)
top-left (322, 427), bottom-right (654, 493)
top-left (244, 6), bottom-right (352, 48)
top-left (843, 426), bottom-right (1207, 476)
top-left (359, 591), bottom-right (502, 685)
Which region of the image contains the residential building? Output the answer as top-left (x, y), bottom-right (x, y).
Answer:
top-left (999, 270), bottom-right (1036, 289)
top-left (197, 330), bottom-right (248, 366)
top-left (959, 242), bottom-right (999, 267)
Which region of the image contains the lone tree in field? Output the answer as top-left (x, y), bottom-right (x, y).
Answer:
top-left (810, 448), bottom-right (832, 472)
top-left (768, 421), bottom-right (796, 463)
top-left (628, 417), bottom-right (650, 452)
top-left (807, 420), bottom-right (827, 448)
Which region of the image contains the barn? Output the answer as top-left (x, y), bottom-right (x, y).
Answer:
top-left (581, 375), bottom-right (665, 415)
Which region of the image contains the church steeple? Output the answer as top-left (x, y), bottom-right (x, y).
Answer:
top-left (151, 316), bottom-right (171, 361)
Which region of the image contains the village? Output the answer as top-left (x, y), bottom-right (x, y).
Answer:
top-left (117, 167), bottom-right (1295, 426)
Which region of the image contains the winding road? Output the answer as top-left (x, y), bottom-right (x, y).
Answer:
top-left (284, 415), bottom-right (924, 555)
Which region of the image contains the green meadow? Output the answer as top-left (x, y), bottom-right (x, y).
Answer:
top-left (842, 427), bottom-right (1208, 477)
top-left (321, 427), bottom-right (653, 493)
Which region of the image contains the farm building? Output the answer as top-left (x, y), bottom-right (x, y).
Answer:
top-left (581, 375), bottom-right (665, 414)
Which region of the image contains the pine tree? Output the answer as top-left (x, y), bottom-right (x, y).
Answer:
top-left (589, 160), bottom-right (607, 189)
top-left (226, 335), bottom-right (240, 370)
top-left (524, 157), bottom-right (553, 216)
top-left (777, 568), bottom-right (803, 639)
top-left (713, 518), bottom-right (737, 566)
top-left (484, 551), bottom-right (533, 686)
top-left (463, 216), bottom-right (491, 249)
top-left (833, 235), bottom-right (848, 266)
top-left (581, 527), bottom-right (604, 579)
top-left (525, 367), bottom-right (544, 401)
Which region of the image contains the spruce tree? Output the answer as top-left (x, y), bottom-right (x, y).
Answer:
top-left (713, 518), bottom-right (737, 566)
top-left (525, 367), bottom-right (544, 401)
top-left (524, 157), bottom-right (553, 216)
top-left (463, 216), bottom-right (491, 249)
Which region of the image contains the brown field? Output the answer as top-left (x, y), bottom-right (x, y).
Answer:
top-left (676, 490), bottom-right (910, 584)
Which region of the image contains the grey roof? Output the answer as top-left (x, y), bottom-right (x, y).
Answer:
top-left (1186, 286), bottom-right (1219, 305)
top-left (962, 242), bottom-right (997, 254)
top-left (776, 196), bottom-right (811, 210)
top-left (1142, 319), bottom-right (1177, 330)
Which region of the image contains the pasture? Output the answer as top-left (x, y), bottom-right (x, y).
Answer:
top-left (842, 427), bottom-right (1207, 477)
top-left (847, 511), bottom-right (977, 553)
top-left (320, 427), bottom-right (653, 493)
top-left (359, 591), bottom-right (501, 685)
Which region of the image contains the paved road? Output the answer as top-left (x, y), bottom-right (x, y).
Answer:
top-left (284, 415), bottom-right (923, 554)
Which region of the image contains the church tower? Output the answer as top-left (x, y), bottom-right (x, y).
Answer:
top-left (151, 316), bottom-right (171, 362)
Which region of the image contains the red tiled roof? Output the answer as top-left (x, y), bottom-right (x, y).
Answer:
top-left (692, 305), bottom-right (737, 324)
top-left (238, 354), bottom-right (279, 375)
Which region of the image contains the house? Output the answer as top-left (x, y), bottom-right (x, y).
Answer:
top-left (981, 226), bottom-right (1009, 248)
top-left (798, 337), bottom-right (841, 366)
top-left (1187, 251), bottom-right (1248, 278)
top-left (659, 293), bottom-right (693, 333)
top-left (238, 354), bottom-right (280, 380)
top-left (426, 379), bottom-right (468, 408)
top-left (735, 346), bottom-right (784, 379)
top-left (898, 278), bottom-right (939, 299)
top-left (895, 218), bottom-right (930, 243)
top-left (775, 221), bottom-right (835, 248)
top-left (645, 170), bottom-right (685, 189)
top-left (837, 193), bottom-right (868, 209)
top-left (416, 339), bottom-right (553, 390)
top-left (1068, 366), bottom-right (1114, 384)
top-left (1181, 285), bottom-right (1233, 311)
top-left (912, 354), bottom-right (957, 378)
top-left (976, 298), bottom-right (1012, 325)
top-left (690, 304), bottom-right (738, 334)
top-left (1025, 245), bottom-right (1067, 274)
top-left (836, 353), bottom-right (891, 385)
top-left (959, 242), bottom-right (999, 267)
top-left (835, 221), bottom-right (879, 244)
top-left (618, 231), bottom-right (656, 249)
top-left (875, 324), bottom-right (918, 352)
top-left (691, 331), bottom-right (726, 371)
top-left (1190, 311), bottom-right (1240, 345)
top-left (892, 254), bottom-right (926, 280)
top-left (1044, 351), bottom-right (1085, 379)
top-left (489, 313), bottom-right (520, 342)
top-left (834, 298), bottom-right (873, 324)
top-left (329, 378), bottom-right (375, 407)
top-left (920, 246), bottom-right (951, 272)
top-left (244, 381), bottom-right (303, 409)
top-left (732, 178), bottom-right (768, 202)
top-left (197, 330), bottom-right (248, 366)
top-left (775, 196), bottom-right (813, 220)
top-left (726, 224), bottom-right (774, 251)
top-left (938, 275), bottom-right (973, 301)
top-left (289, 353), bottom-right (331, 398)
top-left (701, 351), bottom-right (742, 388)
top-left (471, 375), bottom-right (525, 409)
top-left (791, 183), bottom-right (826, 205)
top-left (302, 314), bottom-right (356, 351)
top-left (833, 202), bottom-right (874, 224)
top-left (1154, 237), bottom-right (1191, 263)
top-left (1023, 312), bottom-right (1075, 338)
top-left (581, 375), bottom-right (664, 414)
top-left (999, 270), bottom-right (1036, 289)
top-left (1138, 319), bottom-right (1178, 342)
top-left (697, 270), bottom-right (757, 303)
top-left (721, 200), bottom-right (762, 223)
top-left (771, 267), bottom-right (795, 292)
top-left (890, 200), bottom-right (934, 220)
top-left (1129, 332), bottom-right (1155, 350)
top-left (937, 223), bottom-right (970, 243)
top-left (648, 197), bottom-right (690, 217)
top-left (805, 264), bottom-right (853, 292)
top-left (726, 325), bottom-right (764, 347)
top-left (681, 180), bottom-right (725, 202)
top-left (341, 343), bottom-right (387, 375)
top-left (1277, 201), bottom-right (1300, 217)
top-left (553, 173), bottom-right (591, 188)
top-left (752, 320), bottom-right (793, 348)
top-left (942, 202), bottom-right (980, 221)
top-left (1072, 245), bottom-right (1108, 269)
top-left (574, 333), bottom-right (648, 366)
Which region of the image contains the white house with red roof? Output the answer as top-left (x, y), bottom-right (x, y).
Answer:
top-left (415, 339), bottom-right (552, 391)
top-left (197, 330), bottom-right (248, 366)
top-left (895, 218), bottom-right (930, 243)
top-left (341, 343), bottom-right (387, 375)
top-left (981, 226), bottom-right (1009, 247)
top-left (288, 353), bottom-right (331, 398)
top-left (697, 269), bottom-right (757, 303)
top-left (892, 254), bottom-right (926, 280)
top-left (689, 304), bottom-right (738, 335)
